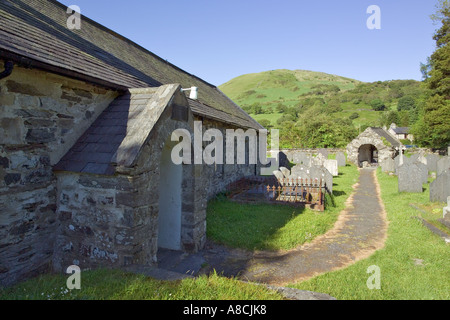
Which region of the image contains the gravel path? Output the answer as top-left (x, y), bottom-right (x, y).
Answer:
top-left (201, 168), bottom-right (389, 286)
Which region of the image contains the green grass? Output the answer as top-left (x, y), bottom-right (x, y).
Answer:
top-left (206, 165), bottom-right (359, 251)
top-left (0, 269), bottom-right (284, 300)
top-left (289, 168), bottom-right (450, 300)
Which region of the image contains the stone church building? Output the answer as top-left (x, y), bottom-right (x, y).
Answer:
top-left (346, 127), bottom-right (402, 167)
top-left (0, 0), bottom-right (263, 286)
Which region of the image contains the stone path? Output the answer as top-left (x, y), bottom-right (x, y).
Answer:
top-left (128, 168), bottom-right (389, 290)
top-left (200, 167), bottom-right (389, 286)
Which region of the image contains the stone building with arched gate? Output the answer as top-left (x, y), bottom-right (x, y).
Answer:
top-left (346, 127), bottom-right (402, 167)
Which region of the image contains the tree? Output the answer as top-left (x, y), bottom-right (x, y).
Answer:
top-left (413, 0), bottom-right (450, 149)
top-left (397, 96), bottom-right (416, 111)
top-left (370, 99), bottom-right (386, 111)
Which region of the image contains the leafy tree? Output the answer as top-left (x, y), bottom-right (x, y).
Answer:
top-left (370, 99), bottom-right (386, 111)
top-left (397, 96), bottom-right (416, 111)
top-left (258, 119), bottom-right (273, 129)
top-left (413, 0), bottom-right (450, 149)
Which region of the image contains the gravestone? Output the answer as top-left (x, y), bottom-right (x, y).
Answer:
top-left (309, 165), bottom-right (333, 194)
top-left (292, 152), bottom-right (311, 165)
top-left (290, 165), bottom-right (312, 180)
top-left (336, 152), bottom-right (346, 167)
top-left (426, 154), bottom-right (439, 172)
top-left (312, 153), bottom-right (326, 167)
top-left (398, 163), bottom-right (424, 193)
top-left (437, 156), bottom-right (450, 176)
top-left (324, 159), bottom-right (338, 177)
top-left (430, 170), bottom-right (450, 203)
top-left (273, 170), bottom-right (284, 182)
top-left (394, 153), bottom-right (410, 174)
top-left (415, 162), bottom-right (428, 184)
top-left (409, 154), bottom-right (420, 164)
top-left (381, 157), bottom-right (395, 173)
top-left (279, 167), bottom-right (290, 178)
top-left (318, 148), bottom-right (328, 159)
top-left (414, 154), bottom-right (427, 166)
top-left (289, 164), bottom-right (333, 193)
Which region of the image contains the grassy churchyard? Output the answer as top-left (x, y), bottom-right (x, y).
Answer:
top-left (2, 162), bottom-right (448, 300)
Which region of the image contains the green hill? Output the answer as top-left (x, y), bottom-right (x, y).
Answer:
top-left (219, 69), bottom-right (425, 148)
top-left (220, 69), bottom-right (360, 109)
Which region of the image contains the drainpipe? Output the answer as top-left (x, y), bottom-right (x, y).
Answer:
top-left (0, 61), bottom-right (14, 80)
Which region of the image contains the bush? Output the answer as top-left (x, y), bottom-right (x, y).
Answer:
top-left (349, 112), bottom-right (360, 120)
top-left (370, 99), bottom-right (386, 111)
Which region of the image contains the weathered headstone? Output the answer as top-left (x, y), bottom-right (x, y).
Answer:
top-left (312, 153), bottom-right (326, 167)
top-left (430, 170), bottom-right (450, 203)
top-left (414, 154), bottom-right (427, 166)
top-left (381, 157), bottom-right (395, 173)
top-left (426, 154), bottom-right (439, 172)
top-left (398, 163), bottom-right (424, 193)
top-left (289, 164), bottom-right (333, 193)
top-left (279, 167), bottom-right (290, 178)
top-left (273, 170), bottom-right (284, 182)
top-left (395, 153), bottom-right (410, 174)
top-left (409, 153), bottom-right (420, 163)
top-left (290, 165), bottom-right (312, 180)
top-left (292, 152), bottom-right (311, 165)
top-left (309, 165), bottom-right (333, 194)
top-left (437, 156), bottom-right (450, 176)
top-left (336, 152), bottom-right (346, 167)
top-left (324, 159), bottom-right (338, 177)
top-left (318, 148), bottom-right (328, 159)
top-left (415, 162), bottom-right (428, 184)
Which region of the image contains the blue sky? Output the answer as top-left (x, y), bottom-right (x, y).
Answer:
top-left (59, 0), bottom-right (439, 86)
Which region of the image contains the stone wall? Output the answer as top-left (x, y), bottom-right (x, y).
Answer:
top-left (0, 64), bottom-right (118, 286)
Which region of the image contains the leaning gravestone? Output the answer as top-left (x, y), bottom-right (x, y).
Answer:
top-left (381, 157), bottom-right (395, 173)
top-left (309, 165), bottom-right (333, 194)
top-left (289, 164), bottom-right (333, 193)
top-left (398, 163), bottom-right (424, 193)
top-left (290, 165), bottom-right (312, 180)
top-left (437, 156), bottom-right (450, 176)
top-left (430, 170), bottom-right (450, 203)
top-left (426, 154), bottom-right (439, 172)
top-left (324, 159), bottom-right (338, 177)
top-left (279, 167), bottom-right (291, 178)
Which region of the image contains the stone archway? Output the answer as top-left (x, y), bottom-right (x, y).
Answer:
top-left (346, 127), bottom-right (399, 168)
top-left (358, 144), bottom-right (378, 167)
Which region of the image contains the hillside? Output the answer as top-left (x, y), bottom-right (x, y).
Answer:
top-left (219, 69), bottom-right (425, 148)
top-left (220, 69), bottom-right (360, 109)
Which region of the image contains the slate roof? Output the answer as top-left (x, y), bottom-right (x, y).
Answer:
top-left (53, 89), bottom-right (156, 175)
top-left (391, 127), bottom-right (410, 135)
top-left (0, 0), bottom-right (262, 130)
top-left (370, 127), bottom-right (402, 148)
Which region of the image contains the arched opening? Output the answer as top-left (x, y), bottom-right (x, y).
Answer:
top-left (158, 140), bottom-right (183, 250)
top-left (358, 144), bottom-right (378, 167)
